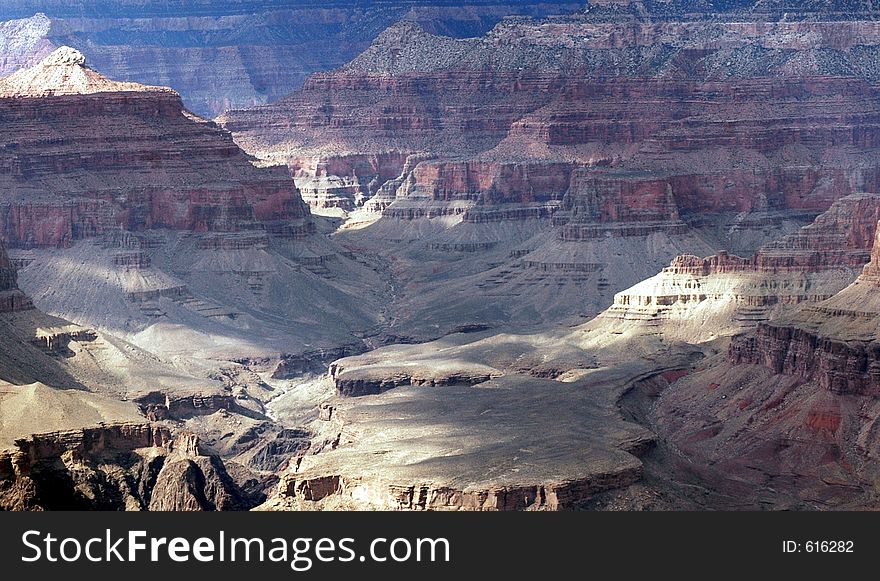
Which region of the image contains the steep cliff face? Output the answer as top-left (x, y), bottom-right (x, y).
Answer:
top-left (223, 15), bottom-right (880, 218)
top-left (0, 240), bottom-right (32, 313)
top-left (639, 212), bottom-right (880, 507)
top-left (0, 3), bottom-right (584, 117)
top-left (0, 424), bottom-right (257, 510)
top-left (0, 46), bottom-right (386, 409)
top-left (730, 220), bottom-right (880, 395)
top-left (0, 47), bottom-right (311, 249)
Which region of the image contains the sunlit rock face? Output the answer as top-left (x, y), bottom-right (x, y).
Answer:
top-left (594, 193), bottom-right (880, 343)
top-left (0, 2), bottom-right (584, 117)
top-left (0, 13), bottom-right (54, 76)
top-left (0, 48), bottom-right (387, 372)
top-left (731, 221), bottom-right (880, 396)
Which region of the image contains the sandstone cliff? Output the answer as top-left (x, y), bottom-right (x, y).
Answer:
top-left (0, 47), bottom-right (311, 249)
top-left (730, 221), bottom-right (880, 395)
top-left (223, 15), bottom-right (880, 217)
top-left (0, 47), bottom-right (388, 371)
top-left (595, 193), bottom-right (880, 342)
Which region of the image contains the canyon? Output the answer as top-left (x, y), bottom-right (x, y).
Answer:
top-left (0, 232), bottom-right (267, 510)
top-left (219, 2), bottom-right (880, 340)
top-left (6, 1), bottom-right (880, 510)
top-left (0, 48), bottom-right (383, 509)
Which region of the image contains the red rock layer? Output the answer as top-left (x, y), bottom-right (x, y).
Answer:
top-left (667, 193), bottom-right (880, 276)
top-left (558, 171), bottom-right (687, 239)
top-left (0, 51), bottom-right (313, 248)
top-left (222, 16), bottom-right (880, 223)
top-left (729, 325), bottom-right (880, 395)
top-left (729, 215), bottom-right (880, 395)
top-left (290, 151), bottom-right (411, 209)
top-left (406, 160), bottom-right (572, 204)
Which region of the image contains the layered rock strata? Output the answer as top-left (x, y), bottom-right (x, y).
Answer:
top-left (596, 193), bottom-right (880, 342)
top-left (223, 15), bottom-right (880, 218)
top-left (730, 220), bottom-right (880, 395)
top-left (258, 328), bottom-right (706, 510)
top-left (264, 370), bottom-right (657, 511)
top-left (0, 423), bottom-right (254, 510)
top-left (0, 47), bottom-right (311, 249)
top-left (0, 240), bottom-right (32, 313)
top-left (220, 9), bottom-right (880, 335)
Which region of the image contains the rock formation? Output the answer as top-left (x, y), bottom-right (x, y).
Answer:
top-left (0, 239), bottom-right (32, 313)
top-left (0, 47), bottom-right (387, 372)
top-left (0, 3), bottom-right (584, 117)
top-left (263, 365), bottom-right (681, 511)
top-left (730, 221), bottom-right (880, 395)
top-left (0, 423), bottom-right (257, 510)
top-left (0, 239), bottom-right (281, 511)
top-left (0, 13), bottom-right (53, 76)
top-left (8, 1), bottom-right (880, 511)
top-left (0, 47), bottom-right (310, 248)
top-left (636, 205), bottom-right (880, 508)
top-left (223, 15), bottom-right (880, 218)
top-left (596, 193), bottom-right (880, 342)
top-left (219, 6), bottom-right (880, 336)
top-left (0, 48), bottom-right (383, 511)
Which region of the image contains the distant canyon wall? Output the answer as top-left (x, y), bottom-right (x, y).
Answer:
top-left (222, 14), bottom-right (880, 229)
top-left (0, 2), bottom-right (583, 117)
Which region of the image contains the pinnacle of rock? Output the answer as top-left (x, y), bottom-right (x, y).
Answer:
top-left (0, 45), bottom-right (170, 97)
top-left (40, 46), bottom-right (87, 67)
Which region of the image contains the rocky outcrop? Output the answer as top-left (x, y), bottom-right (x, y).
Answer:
top-left (596, 194), bottom-right (880, 341)
top-left (729, 325), bottom-right (880, 395)
top-left (729, 215), bottom-right (880, 395)
top-left (276, 465), bottom-right (643, 511)
top-left (0, 239), bottom-right (32, 312)
top-left (0, 47), bottom-right (312, 248)
top-left (291, 152), bottom-right (412, 210)
top-left (645, 209), bottom-right (880, 505)
top-left (146, 432), bottom-right (249, 511)
top-left (271, 344), bottom-right (365, 378)
top-left (558, 172), bottom-right (687, 240)
top-left (134, 392), bottom-right (238, 421)
top-left (0, 423), bottom-right (255, 510)
top-left (261, 365), bottom-right (674, 511)
top-left (328, 342), bottom-right (502, 396)
top-left (0, 13), bottom-right (54, 76)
